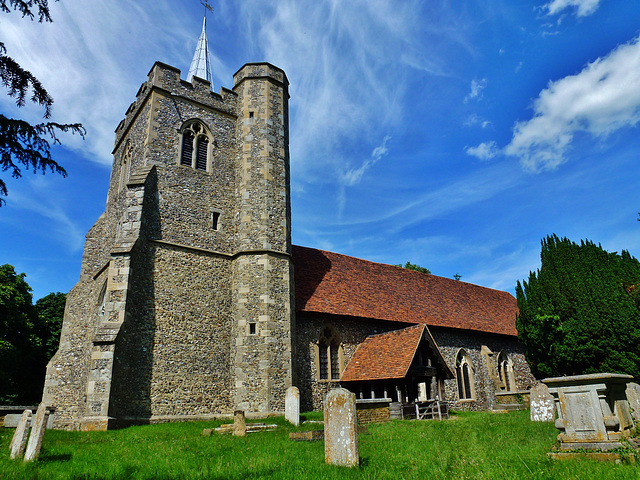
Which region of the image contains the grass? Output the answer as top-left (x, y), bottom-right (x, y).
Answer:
top-left (1, 410), bottom-right (639, 479)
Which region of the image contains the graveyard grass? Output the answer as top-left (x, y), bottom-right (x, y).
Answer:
top-left (2, 410), bottom-right (639, 479)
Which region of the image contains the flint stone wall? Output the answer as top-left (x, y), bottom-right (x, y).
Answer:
top-left (294, 317), bottom-right (535, 412)
top-left (432, 327), bottom-right (535, 411)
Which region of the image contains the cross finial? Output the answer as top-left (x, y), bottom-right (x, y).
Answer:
top-left (201, 0), bottom-right (214, 15)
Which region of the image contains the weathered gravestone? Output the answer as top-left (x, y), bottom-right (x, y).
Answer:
top-left (233, 410), bottom-right (246, 437)
top-left (24, 403), bottom-right (49, 462)
top-left (324, 388), bottom-right (359, 467)
top-left (625, 382), bottom-right (640, 423)
top-left (543, 373), bottom-right (635, 451)
top-left (285, 386), bottom-right (300, 426)
top-left (9, 410), bottom-right (32, 460)
top-left (530, 383), bottom-right (554, 422)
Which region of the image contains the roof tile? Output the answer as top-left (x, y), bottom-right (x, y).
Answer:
top-left (293, 245), bottom-right (518, 336)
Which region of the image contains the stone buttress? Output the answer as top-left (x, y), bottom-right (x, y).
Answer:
top-left (42, 61), bottom-right (294, 430)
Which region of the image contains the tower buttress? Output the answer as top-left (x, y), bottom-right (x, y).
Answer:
top-left (230, 63), bottom-right (294, 413)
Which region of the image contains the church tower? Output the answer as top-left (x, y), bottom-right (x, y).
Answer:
top-left (42, 16), bottom-right (293, 430)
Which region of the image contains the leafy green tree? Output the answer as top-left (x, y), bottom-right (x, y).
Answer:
top-left (397, 261), bottom-right (431, 274)
top-left (516, 235), bottom-right (640, 379)
top-left (34, 291), bottom-right (65, 361)
top-left (0, 0), bottom-right (85, 206)
top-left (0, 264), bottom-right (38, 402)
top-left (0, 264), bottom-right (65, 403)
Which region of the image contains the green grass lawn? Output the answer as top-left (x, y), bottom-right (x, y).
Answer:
top-left (1, 410), bottom-right (638, 479)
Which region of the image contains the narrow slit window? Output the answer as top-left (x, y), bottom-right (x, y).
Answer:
top-left (211, 211), bottom-right (220, 230)
top-left (249, 323), bottom-right (256, 335)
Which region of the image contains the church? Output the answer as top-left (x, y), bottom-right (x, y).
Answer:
top-left (42, 17), bottom-right (535, 430)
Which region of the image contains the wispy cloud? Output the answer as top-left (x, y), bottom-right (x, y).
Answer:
top-left (337, 135), bottom-right (391, 215)
top-left (342, 136), bottom-right (391, 187)
top-left (0, 0), bottom-right (195, 165)
top-left (465, 141), bottom-right (498, 161)
top-left (505, 34), bottom-right (640, 171)
top-left (543, 0), bottom-right (601, 18)
top-left (235, 0), bottom-right (474, 189)
top-left (464, 78), bottom-right (487, 103)
top-left (7, 176), bottom-right (86, 252)
top-left (464, 114), bottom-right (492, 129)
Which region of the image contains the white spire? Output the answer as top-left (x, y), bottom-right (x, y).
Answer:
top-left (187, 16), bottom-right (213, 89)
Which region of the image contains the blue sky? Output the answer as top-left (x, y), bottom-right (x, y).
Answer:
top-left (1, 0), bottom-right (639, 301)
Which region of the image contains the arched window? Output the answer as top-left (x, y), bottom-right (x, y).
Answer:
top-left (497, 351), bottom-right (515, 392)
top-left (180, 121), bottom-right (211, 171)
top-left (317, 326), bottom-right (342, 381)
top-left (455, 349), bottom-right (475, 400)
top-left (119, 141), bottom-right (132, 190)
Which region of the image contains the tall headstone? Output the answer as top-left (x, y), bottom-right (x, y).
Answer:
top-left (9, 409), bottom-right (32, 460)
top-left (233, 410), bottom-right (246, 437)
top-left (24, 404), bottom-right (49, 462)
top-left (285, 386), bottom-right (300, 426)
top-left (626, 382), bottom-right (640, 423)
top-left (324, 388), bottom-right (359, 467)
top-left (530, 382), bottom-right (554, 422)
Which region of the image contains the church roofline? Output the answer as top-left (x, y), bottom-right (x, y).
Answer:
top-left (293, 245), bottom-right (519, 337)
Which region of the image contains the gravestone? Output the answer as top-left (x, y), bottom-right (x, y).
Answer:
top-left (543, 373), bottom-right (635, 451)
top-left (9, 410), bottom-right (32, 460)
top-left (233, 410), bottom-right (246, 437)
top-left (530, 383), bottom-right (554, 422)
top-left (285, 386), bottom-right (300, 426)
top-left (324, 388), bottom-right (359, 467)
top-left (24, 403), bottom-right (49, 462)
top-left (625, 382), bottom-right (640, 423)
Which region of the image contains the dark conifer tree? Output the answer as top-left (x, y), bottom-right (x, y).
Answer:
top-left (516, 235), bottom-right (640, 379)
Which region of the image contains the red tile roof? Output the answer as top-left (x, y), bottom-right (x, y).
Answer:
top-left (341, 325), bottom-right (425, 382)
top-left (292, 245), bottom-right (518, 337)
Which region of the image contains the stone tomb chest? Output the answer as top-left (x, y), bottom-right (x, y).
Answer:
top-left (543, 373), bottom-right (635, 451)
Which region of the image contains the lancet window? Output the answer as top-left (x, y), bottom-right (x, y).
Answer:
top-left (118, 141), bottom-right (132, 191)
top-left (455, 349), bottom-right (475, 400)
top-left (497, 351), bottom-right (515, 392)
top-left (180, 121), bottom-right (211, 171)
top-left (317, 326), bottom-right (342, 381)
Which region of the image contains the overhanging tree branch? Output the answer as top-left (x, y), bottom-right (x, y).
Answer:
top-left (0, 0), bottom-right (84, 206)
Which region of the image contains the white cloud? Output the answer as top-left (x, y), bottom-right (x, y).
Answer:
top-left (505, 34), bottom-right (640, 171)
top-left (465, 141), bottom-right (498, 160)
top-left (464, 78), bottom-right (487, 103)
top-left (464, 114), bottom-right (492, 129)
top-left (544, 0), bottom-right (601, 17)
top-left (342, 136), bottom-right (391, 187)
top-left (337, 135), bottom-right (391, 216)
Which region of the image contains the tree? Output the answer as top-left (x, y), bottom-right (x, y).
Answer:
top-left (0, 264), bottom-right (65, 403)
top-left (0, 263), bottom-right (37, 402)
top-left (396, 261), bottom-right (431, 274)
top-left (34, 291), bottom-right (65, 360)
top-left (0, 0), bottom-right (85, 206)
top-left (515, 234), bottom-right (640, 379)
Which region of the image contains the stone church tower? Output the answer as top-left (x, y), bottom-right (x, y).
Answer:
top-left (42, 20), bottom-right (294, 430)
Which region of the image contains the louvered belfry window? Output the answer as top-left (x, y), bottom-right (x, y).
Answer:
top-left (181, 130), bottom-right (194, 166)
top-left (180, 121), bottom-right (210, 171)
top-left (196, 136), bottom-right (208, 171)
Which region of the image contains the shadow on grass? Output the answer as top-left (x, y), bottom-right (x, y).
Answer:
top-left (38, 453), bottom-right (72, 463)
